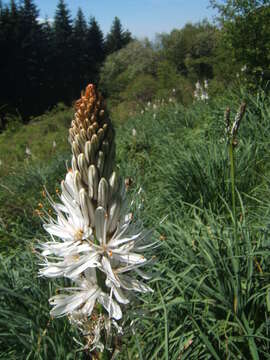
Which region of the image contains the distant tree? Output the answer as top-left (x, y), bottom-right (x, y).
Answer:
top-left (105, 16), bottom-right (132, 55)
top-left (0, 0), bottom-right (48, 118)
top-left (53, 0), bottom-right (73, 102)
top-left (210, 0), bottom-right (270, 81)
top-left (71, 8), bottom-right (88, 95)
top-left (17, 0), bottom-right (45, 115)
top-left (40, 18), bottom-right (55, 109)
top-left (160, 21), bottom-right (218, 81)
top-left (0, 1), bottom-right (20, 113)
top-left (100, 40), bottom-right (158, 101)
top-left (86, 16), bottom-right (105, 83)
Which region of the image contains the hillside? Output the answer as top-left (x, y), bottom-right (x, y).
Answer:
top-left (1, 88), bottom-right (270, 359)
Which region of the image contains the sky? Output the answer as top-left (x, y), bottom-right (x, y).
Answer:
top-left (36, 0), bottom-right (217, 40)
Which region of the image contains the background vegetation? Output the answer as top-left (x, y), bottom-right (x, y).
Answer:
top-left (1, 0), bottom-right (270, 359)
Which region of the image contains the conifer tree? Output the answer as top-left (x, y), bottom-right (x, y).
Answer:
top-left (17, 0), bottom-right (44, 115)
top-left (105, 16), bottom-right (132, 55)
top-left (53, 0), bottom-right (73, 103)
top-left (40, 17), bottom-right (55, 109)
top-left (71, 8), bottom-right (88, 96)
top-left (87, 16), bottom-right (105, 83)
top-left (0, 1), bottom-right (20, 116)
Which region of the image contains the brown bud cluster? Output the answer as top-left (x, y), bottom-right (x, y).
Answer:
top-left (69, 84), bottom-right (115, 184)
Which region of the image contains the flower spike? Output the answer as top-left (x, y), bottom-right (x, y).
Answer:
top-left (39, 84), bottom-right (154, 354)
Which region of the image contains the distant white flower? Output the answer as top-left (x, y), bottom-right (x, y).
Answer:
top-left (194, 80), bottom-right (209, 102)
top-left (172, 88), bottom-right (176, 93)
top-left (132, 128), bottom-right (137, 137)
top-left (26, 146), bottom-right (31, 156)
top-left (153, 104), bottom-right (157, 110)
top-left (141, 109), bottom-right (144, 114)
top-left (53, 140), bottom-right (57, 148)
top-left (195, 81), bottom-right (201, 90)
top-left (153, 113), bottom-right (156, 119)
top-left (241, 64), bottom-right (247, 72)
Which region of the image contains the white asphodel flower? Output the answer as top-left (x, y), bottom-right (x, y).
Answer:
top-left (39, 172), bottom-right (154, 317)
top-left (39, 84), bottom-right (155, 352)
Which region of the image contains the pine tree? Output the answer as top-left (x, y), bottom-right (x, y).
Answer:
top-left (105, 16), bottom-right (132, 55)
top-left (71, 8), bottom-right (88, 95)
top-left (53, 0), bottom-right (73, 103)
top-left (87, 16), bottom-right (105, 83)
top-left (17, 0), bottom-right (44, 116)
top-left (40, 17), bottom-right (55, 109)
top-left (0, 1), bottom-right (20, 116)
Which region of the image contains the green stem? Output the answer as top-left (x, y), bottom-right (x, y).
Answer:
top-left (229, 140), bottom-right (240, 315)
top-left (229, 141), bottom-right (237, 241)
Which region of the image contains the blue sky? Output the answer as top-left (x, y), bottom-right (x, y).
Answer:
top-left (36, 0), bottom-right (217, 39)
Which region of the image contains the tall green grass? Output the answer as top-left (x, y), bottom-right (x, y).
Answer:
top-left (0, 87), bottom-right (270, 358)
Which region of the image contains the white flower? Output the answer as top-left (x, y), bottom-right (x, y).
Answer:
top-left (195, 81), bottom-right (201, 90)
top-left (49, 269), bottom-right (122, 320)
top-left (25, 146), bottom-right (31, 156)
top-left (132, 128), bottom-right (137, 137)
top-left (40, 174), bottom-right (154, 315)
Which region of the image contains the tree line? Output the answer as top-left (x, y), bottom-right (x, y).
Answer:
top-left (0, 0), bottom-right (132, 127)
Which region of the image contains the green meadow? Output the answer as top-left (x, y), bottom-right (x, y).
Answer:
top-left (1, 86), bottom-right (270, 359)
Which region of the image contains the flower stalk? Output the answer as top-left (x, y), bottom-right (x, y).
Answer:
top-left (225, 102), bottom-right (246, 315)
top-left (38, 84), bottom-right (155, 355)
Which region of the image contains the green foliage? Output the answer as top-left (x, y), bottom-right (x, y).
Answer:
top-left (210, 0), bottom-right (270, 86)
top-left (0, 104), bottom-right (72, 177)
top-left (115, 87), bottom-right (270, 359)
top-left (0, 248), bottom-right (84, 359)
top-left (100, 39), bottom-right (159, 110)
top-left (159, 21), bottom-right (218, 81)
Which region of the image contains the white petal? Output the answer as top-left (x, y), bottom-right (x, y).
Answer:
top-left (112, 252), bottom-right (146, 265)
top-left (49, 292), bottom-right (87, 317)
top-left (43, 223), bottom-right (73, 240)
top-left (98, 292), bottom-right (122, 320)
top-left (119, 275), bottom-right (153, 293)
top-left (108, 232), bottom-right (141, 247)
top-left (95, 207), bottom-right (107, 245)
top-left (39, 265), bottom-right (65, 278)
top-left (112, 286), bottom-right (129, 304)
top-left (65, 254), bottom-right (99, 279)
top-left (101, 257), bottom-right (121, 287)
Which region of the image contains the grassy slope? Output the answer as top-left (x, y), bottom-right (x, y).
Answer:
top-left (0, 89), bottom-right (270, 359)
top-left (0, 104), bottom-right (72, 178)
